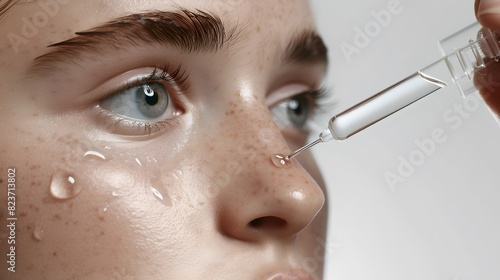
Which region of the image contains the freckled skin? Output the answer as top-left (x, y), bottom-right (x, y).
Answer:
top-left (0, 1), bottom-right (328, 279)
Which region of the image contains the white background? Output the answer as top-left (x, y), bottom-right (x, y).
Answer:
top-left (310, 1), bottom-right (500, 279)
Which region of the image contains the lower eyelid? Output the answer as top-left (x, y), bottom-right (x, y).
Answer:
top-left (94, 106), bottom-right (182, 137)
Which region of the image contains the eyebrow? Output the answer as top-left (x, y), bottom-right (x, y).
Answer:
top-left (27, 9), bottom-right (328, 75)
top-left (285, 30), bottom-right (328, 66)
top-left (28, 9), bottom-right (235, 74)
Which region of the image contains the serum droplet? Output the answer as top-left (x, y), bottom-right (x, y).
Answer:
top-left (271, 153), bottom-right (291, 168)
top-left (49, 172), bottom-right (82, 200)
top-left (32, 225), bottom-right (44, 241)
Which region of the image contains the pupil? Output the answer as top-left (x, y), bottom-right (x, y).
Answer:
top-left (289, 99), bottom-right (302, 115)
top-left (285, 96), bottom-right (309, 128)
top-left (143, 86), bottom-right (159, 106)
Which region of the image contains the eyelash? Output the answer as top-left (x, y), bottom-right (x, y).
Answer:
top-left (115, 65), bottom-right (190, 94)
top-left (299, 86), bottom-right (334, 126)
top-left (305, 87), bottom-right (330, 111)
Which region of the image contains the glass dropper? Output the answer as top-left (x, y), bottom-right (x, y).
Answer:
top-left (272, 21), bottom-right (500, 167)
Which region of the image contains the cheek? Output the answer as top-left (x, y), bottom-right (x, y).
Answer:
top-left (2, 135), bottom-right (137, 276)
top-left (1, 126), bottom-right (201, 278)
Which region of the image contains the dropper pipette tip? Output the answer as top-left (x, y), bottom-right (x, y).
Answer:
top-left (286, 138), bottom-right (322, 160)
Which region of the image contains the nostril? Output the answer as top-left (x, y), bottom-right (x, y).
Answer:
top-left (248, 216), bottom-right (287, 230)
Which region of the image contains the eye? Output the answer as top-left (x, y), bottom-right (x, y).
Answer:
top-left (100, 82), bottom-right (175, 121)
top-left (275, 95), bottom-right (310, 128)
top-left (271, 91), bottom-right (315, 131)
top-left (95, 66), bottom-right (188, 136)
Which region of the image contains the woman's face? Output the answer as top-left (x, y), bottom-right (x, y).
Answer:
top-left (0, 0), bottom-right (329, 279)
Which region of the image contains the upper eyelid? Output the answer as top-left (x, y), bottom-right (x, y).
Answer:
top-left (56, 66), bottom-right (191, 111)
top-left (270, 87), bottom-right (332, 116)
top-left (102, 66), bottom-right (190, 100)
top-left (265, 84), bottom-right (315, 107)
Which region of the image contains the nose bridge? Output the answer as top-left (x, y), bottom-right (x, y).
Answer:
top-left (224, 97), bottom-right (289, 176)
top-left (214, 95), bottom-right (286, 165)
top-left (231, 95), bottom-right (282, 147)
top-left (213, 99), bottom-right (325, 242)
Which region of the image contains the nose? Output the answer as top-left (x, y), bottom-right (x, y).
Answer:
top-left (214, 111), bottom-right (325, 242)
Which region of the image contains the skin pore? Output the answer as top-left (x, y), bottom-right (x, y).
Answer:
top-left (0, 1), bottom-right (329, 279)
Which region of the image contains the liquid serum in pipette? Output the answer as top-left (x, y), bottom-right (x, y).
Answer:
top-left (271, 22), bottom-right (500, 168)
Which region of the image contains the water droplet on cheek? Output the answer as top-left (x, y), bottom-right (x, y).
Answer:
top-left (97, 205), bottom-right (109, 219)
top-left (150, 186), bottom-right (172, 206)
top-left (83, 150), bottom-right (107, 161)
top-left (49, 172), bottom-right (82, 200)
top-left (271, 153), bottom-right (291, 168)
top-left (32, 225), bottom-right (44, 241)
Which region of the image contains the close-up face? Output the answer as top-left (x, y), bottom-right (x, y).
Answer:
top-left (0, 0), bottom-right (329, 279)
